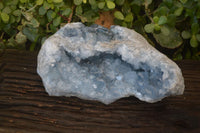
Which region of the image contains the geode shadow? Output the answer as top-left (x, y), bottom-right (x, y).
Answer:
top-left (37, 23), bottom-right (184, 104)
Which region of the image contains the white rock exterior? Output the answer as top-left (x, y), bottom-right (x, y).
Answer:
top-left (37, 22), bottom-right (185, 104)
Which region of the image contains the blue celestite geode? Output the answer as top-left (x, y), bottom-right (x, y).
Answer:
top-left (37, 22), bottom-right (185, 104)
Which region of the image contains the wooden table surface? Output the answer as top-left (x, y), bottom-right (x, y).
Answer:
top-left (0, 49), bottom-right (200, 133)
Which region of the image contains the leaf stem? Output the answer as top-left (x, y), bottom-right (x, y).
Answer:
top-left (68, 5), bottom-right (75, 23)
top-left (144, 3), bottom-right (153, 22)
top-left (46, 21), bottom-right (53, 32)
top-left (26, 4), bottom-right (37, 12)
top-left (57, 12), bottom-right (69, 21)
top-left (0, 32), bottom-right (4, 39)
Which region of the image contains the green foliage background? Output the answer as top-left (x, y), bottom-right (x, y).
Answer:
top-left (0, 0), bottom-right (200, 60)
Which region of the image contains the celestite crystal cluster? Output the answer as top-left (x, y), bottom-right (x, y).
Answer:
top-left (37, 23), bottom-right (185, 104)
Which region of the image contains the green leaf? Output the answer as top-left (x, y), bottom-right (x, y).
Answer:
top-left (43, 1), bottom-right (51, 9)
top-left (20, 0), bottom-right (27, 3)
top-left (53, 0), bottom-right (63, 3)
top-left (106, 1), bottom-right (115, 9)
top-left (10, 15), bottom-right (15, 23)
top-left (131, 4), bottom-right (141, 14)
top-left (17, 25), bottom-right (23, 31)
top-left (161, 26), bottom-right (170, 36)
top-left (185, 8), bottom-right (193, 17)
top-left (78, 10), bottom-right (98, 23)
top-left (89, 0), bottom-right (96, 5)
top-left (153, 16), bottom-right (159, 23)
top-left (7, 36), bottom-right (16, 48)
top-left (6, 0), bottom-right (19, 6)
top-left (76, 5), bottom-right (83, 15)
top-left (3, 24), bottom-right (17, 36)
top-left (10, 5), bottom-right (17, 10)
top-left (41, 37), bottom-right (47, 44)
top-left (196, 9), bottom-right (200, 19)
top-left (30, 18), bottom-right (40, 28)
top-left (144, 0), bottom-right (152, 6)
top-left (167, 14), bottom-right (176, 26)
top-left (114, 11), bottom-right (124, 20)
top-left (180, 0), bottom-right (187, 4)
top-left (173, 53), bottom-right (182, 61)
top-left (1, 12), bottom-right (10, 23)
top-left (47, 0), bottom-right (53, 3)
top-left (47, 10), bottom-right (55, 22)
top-left (30, 42), bottom-right (37, 51)
top-left (196, 34), bottom-right (200, 42)
top-left (62, 8), bottom-right (72, 16)
top-left (39, 6), bottom-right (47, 15)
top-left (50, 24), bottom-right (57, 32)
top-left (13, 10), bottom-right (21, 16)
top-left (131, 0), bottom-right (143, 6)
top-left (190, 35), bottom-right (198, 48)
top-left (181, 30), bottom-right (191, 39)
top-left (53, 16), bottom-right (61, 26)
top-left (24, 12), bottom-right (33, 21)
top-left (91, 4), bottom-right (97, 10)
top-left (0, 2), bottom-right (3, 10)
top-left (73, 0), bottom-right (82, 5)
top-left (124, 13), bottom-right (134, 22)
top-left (52, 13), bottom-right (56, 19)
top-left (121, 2), bottom-right (131, 14)
top-left (36, 0), bottom-right (44, 5)
top-left (15, 32), bottom-right (27, 44)
top-left (144, 23), bottom-right (154, 33)
top-left (154, 24), bottom-right (161, 31)
top-left (39, 17), bottom-right (46, 26)
top-left (153, 26), bottom-right (183, 48)
top-left (154, 6), bottom-right (169, 16)
top-left (98, 2), bottom-right (105, 9)
top-left (2, 7), bottom-right (12, 14)
top-left (116, 0), bottom-right (125, 5)
top-left (174, 7), bottom-right (183, 16)
top-left (122, 21), bottom-right (127, 27)
top-left (158, 16), bottom-right (167, 25)
top-left (83, 0), bottom-right (87, 4)
top-left (174, 1), bottom-right (182, 8)
top-left (50, 4), bottom-right (54, 10)
top-left (191, 23), bottom-right (199, 34)
top-left (22, 27), bottom-right (39, 42)
top-left (89, 0), bottom-right (97, 9)
top-left (16, 16), bottom-right (21, 23)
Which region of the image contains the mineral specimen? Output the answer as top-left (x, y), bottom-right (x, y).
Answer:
top-left (37, 22), bottom-right (185, 104)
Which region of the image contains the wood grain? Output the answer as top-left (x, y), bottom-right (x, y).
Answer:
top-left (0, 49), bottom-right (200, 133)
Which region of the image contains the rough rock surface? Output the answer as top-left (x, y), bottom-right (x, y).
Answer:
top-left (37, 22), bottom-right (185, 104)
